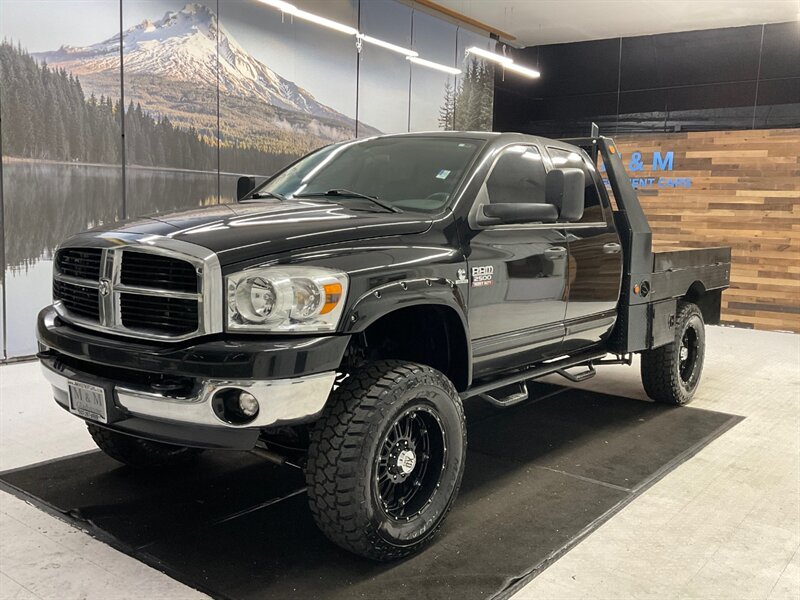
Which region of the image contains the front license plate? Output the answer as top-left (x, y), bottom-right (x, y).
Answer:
top-left (68, 380), bottom-right (108, 424)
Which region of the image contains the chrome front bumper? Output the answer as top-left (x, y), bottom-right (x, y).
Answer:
top-left (41, 361), bottom-right (336, 430)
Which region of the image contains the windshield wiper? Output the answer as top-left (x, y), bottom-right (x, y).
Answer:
top-left (296, 189), bottom-right (402, 213)
top-left (248, 190), bottom-right (289, 202)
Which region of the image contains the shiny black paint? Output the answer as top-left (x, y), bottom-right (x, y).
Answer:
top-left (40, 131), bottom-right (730, 407)
top-left (106, 201), bottom-right (433, 267)
top-left (37, 306), bottom-right (350, 380)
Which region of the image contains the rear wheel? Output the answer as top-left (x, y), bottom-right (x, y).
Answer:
top-left (305, 361), bottom-right (466, 561)
top-left (641, 301), bottom-right (706, 405)
top-left (87, 423), bottom-right (203, 468)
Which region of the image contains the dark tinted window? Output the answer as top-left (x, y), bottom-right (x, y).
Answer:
top-left (485, 145), bottom-right (547, 204)
top-left (261, 136), bottom-right (482, 213)
top-left (547, 147), bottom-right (605, 223)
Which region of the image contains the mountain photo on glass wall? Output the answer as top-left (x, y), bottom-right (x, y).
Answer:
top-left (13, 2), bottom-right (378, 175)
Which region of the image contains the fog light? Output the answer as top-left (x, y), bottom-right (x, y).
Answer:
top-left (237, 391), bottom-right (259, 417)
top-left (212, 388), bottom-right (260, 424)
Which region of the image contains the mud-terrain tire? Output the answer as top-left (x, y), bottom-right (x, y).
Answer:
top-left (87, 423), bottom-right (203, 468)
top-left (641, 301), bottom-right (706, 405)
top-left (305, 361), bottom-right (466, 561)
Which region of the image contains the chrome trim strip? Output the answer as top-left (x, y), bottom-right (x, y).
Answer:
top-left (53, 273), bottom-right (100, 288)
top-left (488, 222), bottom-right (608, 231)
top-left (42, 361), bottom-right (335, 429)
top-left (115, 284), bottom-right (200, 300)
top-left (53, 232), bottom-right (223, 342)
top-left (118, 372), bottom-right (336, 428)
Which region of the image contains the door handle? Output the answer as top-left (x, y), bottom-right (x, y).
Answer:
top-left (603, 243), bottom-right (622, 254)
top-left (545, 247), bottom-right (567, 260)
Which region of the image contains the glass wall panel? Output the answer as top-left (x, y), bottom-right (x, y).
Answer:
top-left (122, 0), bottom-right (220, 216)
top-left (357, 0), bottom-right (412, 135)
top-left (218, 0), bottom-right (358, 202)
top-left (453, 27), bottom-right (495, 131)
top-left (0, 0), bottom-right (123, 357)
top-left (409, 9), bottom-right (457, 132)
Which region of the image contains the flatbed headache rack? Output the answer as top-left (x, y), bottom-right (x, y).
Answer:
top-left (562, 126), bottom-right (731, 356)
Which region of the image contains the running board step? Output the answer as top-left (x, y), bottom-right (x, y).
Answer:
top-left (556, 364), bottom-right (596, 383)
top-left (461, 349), bottom-right (606, 402)
top-left (478, 382), bottom-right (529, 407)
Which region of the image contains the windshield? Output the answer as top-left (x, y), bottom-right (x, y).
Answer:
top-left (256, 136), bottom-right (484, 213)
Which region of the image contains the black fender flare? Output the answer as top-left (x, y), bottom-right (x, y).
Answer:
top-left (342, 277), bottom-right (472, 386)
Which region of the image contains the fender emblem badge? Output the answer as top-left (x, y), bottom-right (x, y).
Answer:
top-left (471, 265), bottom-right (494, 287)
top-left (455, 269), bottom-right (468, 285)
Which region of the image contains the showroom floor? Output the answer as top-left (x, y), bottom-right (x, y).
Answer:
top-left (0, 326), bottom-right (798, 600)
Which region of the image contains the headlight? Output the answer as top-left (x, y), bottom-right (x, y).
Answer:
top-left (227, 266), bottom-right (348, 333)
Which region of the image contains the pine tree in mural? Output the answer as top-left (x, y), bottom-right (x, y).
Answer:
top-left (439, 81), bottom-right (456, 130)
top-left (0, 42), bottom-right (121, 163)
top-left (0, 41), bottom-right (302, 174)
top-left (439, 57), bottom-right (495, 131)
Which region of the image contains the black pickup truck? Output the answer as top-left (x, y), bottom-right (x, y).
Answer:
top-left (37, 131), bottom-right (730, 560)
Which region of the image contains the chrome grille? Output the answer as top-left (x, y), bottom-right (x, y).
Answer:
top-left (56, 248), bottom-right (103, 280)
top-left (53, 279), bottom-right (100, 321)
top-left (52, 235), bottom-right (221, 342)
top-left (121, 251), bottom-right (199, 293)
top-left (120, 293), bottom-right (198, 335)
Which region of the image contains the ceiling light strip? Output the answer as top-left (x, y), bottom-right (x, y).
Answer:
top-left (255, 0), bottom-right (526, 78)
top-left (406, 56), bottom-right (461, 75)
top-left (290, 7), bottom-right (359, 36)
top-left (465, 46), bottom-right (512, 65)
top-left (503, 63), bottom-right (541, 78)
top-left (256, 0), bottom-right (358, 35)
top-left (358, 34), bottom-right (418, 57)
top-left (466, 45), bottom-right (540, 79)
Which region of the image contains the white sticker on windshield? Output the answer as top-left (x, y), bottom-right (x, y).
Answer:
top-left (436, 169), bottom-right (451, 180)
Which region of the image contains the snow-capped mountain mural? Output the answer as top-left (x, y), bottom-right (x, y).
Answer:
top-left (34, 2), bottom-right (376, 158)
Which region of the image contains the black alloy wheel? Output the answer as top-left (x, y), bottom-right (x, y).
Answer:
top-left (678, 324), bottom-right (700, 384)
top-left (305, 360), bottom-right (466, 561)
top-left (641, 301), bottom-right (706, 405)
top-left (376, 406), bottom-right (446, 521)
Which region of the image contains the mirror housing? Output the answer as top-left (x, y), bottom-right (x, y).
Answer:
top-left (545, 168), bottom-right (585, 222)
top-left (237, 176), bottom-right (257, 202)
top-left (478, 202), bottom-right (559, 226)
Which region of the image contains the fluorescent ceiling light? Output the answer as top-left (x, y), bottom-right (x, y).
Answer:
top-left (466, 45), bottom-right (541, 79)
top-left (290, 7), bottom-right (358, 36)
top-left (466, 46), bottom-right (512, 65)
top-left (256, 0), bottom-right (358, 36)
top-left (256, 0), bottom-right (295, 12)
top-left (358, 34), bottom-right (417, 57)
top-left (504, 63), bottom-right (541, 78)
top-left (407, 56), bottom-right (461, 75)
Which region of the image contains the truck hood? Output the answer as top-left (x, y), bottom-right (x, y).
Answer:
top-left (101, 200), bottom-right (432, 266)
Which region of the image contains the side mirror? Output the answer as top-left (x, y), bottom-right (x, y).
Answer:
top-left (478, 202), bottom-right (559, 226)
top-left (545, 168), bottom-right (585, 222)
top-left (237, 176), bottom-right (257, 201)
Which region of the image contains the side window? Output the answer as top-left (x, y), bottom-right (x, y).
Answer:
top-left (547, 147), bottom-right (605, 223)
top-left (484, 145), bottom-right (547, 204)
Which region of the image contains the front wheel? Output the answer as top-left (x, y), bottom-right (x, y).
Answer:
top-left (305, 361), bottom-right (466, 561)
top-left (641, 301), bottom-right (706, 405)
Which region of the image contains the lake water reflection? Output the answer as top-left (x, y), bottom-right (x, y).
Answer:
top-left (2, 161), bottom-right (239, 357)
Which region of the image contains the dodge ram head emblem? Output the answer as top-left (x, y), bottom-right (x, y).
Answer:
top-left (98, 278), bottom-right (111, 297)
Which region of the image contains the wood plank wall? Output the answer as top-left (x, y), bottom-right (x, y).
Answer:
top-left (611, 128), bottom-right (800, 333)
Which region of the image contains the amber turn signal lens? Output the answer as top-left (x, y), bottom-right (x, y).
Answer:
top-left (633, 284), bottom-right (641, 295)
top-left (321, 282), bottom-right (343, 314)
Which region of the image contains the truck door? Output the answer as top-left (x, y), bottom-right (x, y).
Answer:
top-left (546, 146), bottom-right (623, 354)
top-left (463, 144), bottom-right (568, 377)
